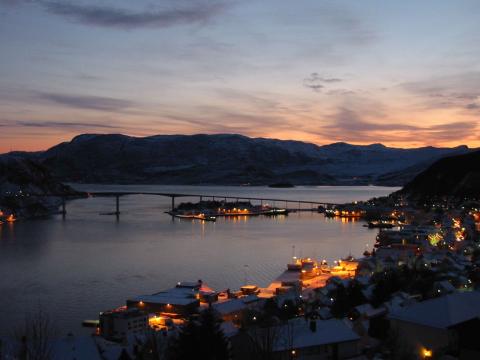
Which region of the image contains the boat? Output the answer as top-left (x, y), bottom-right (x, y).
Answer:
top-left (193, 214), bottom-right (217, 222)
top-left (82, 319), bottom-right (100, 328)
top-left (365, 221), bottom-right (394, 229)
top-left (262, 208), bottom-right (289, 216)
top-left (171, 213), bottom-right (216, 222)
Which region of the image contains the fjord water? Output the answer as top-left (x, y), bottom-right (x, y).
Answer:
top-left (0, 185), bottom-right (396, 335)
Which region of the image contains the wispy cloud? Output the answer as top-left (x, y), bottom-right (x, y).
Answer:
top-left (37, 92), bottom-right (134, 111)
top-left (16, 120), bottom-right (119, 129)
top-left (303, 73), bottom-right (342, 93)
top-left (401, 72), bottom-right (480, 111)
top-left (40, 1), bottom-right (230, 29)
top-left (319, 107), bottom-right (478, 145)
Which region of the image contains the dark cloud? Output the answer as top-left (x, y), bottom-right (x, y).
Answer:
top-left (16, 120), bottom-right (118, 129)
top-left (0, 0), bottom-right (30, 5)
top-left (41, 1), bottom-right (229, 29)
top-left (37, 93), bottom-right (134, 111)
top-left (303, 73), bottom-right (342, 93)
top-left (465, 103), bottom-right (479, 110)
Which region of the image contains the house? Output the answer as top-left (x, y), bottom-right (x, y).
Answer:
top-left (212, 294), bottom-right (263, 323)
top-left (272, 318), bottom-right (360, 359)
top-left (389, 291), bottom-right (480, 358)
top-left (232, 318), bottom-right (360, 360)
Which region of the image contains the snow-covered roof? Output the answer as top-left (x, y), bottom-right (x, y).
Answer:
top-left (389, 291), bottom-right (480, 329)
top-left (129, 283), bottom-right (202, 306)
top-left (212, 295), bottom-right (260, 315)
top-left (272, 318), bottom-right (359, 351)
top-left (434, 280), bottom-right (456, 293)
top-left (355, 303), bottom-right (386, 318)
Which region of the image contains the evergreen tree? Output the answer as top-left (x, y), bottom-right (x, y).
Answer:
top-left (167, 307), bottom-right (231, 360)
top-left (118, 348), bottom-right (132, 360)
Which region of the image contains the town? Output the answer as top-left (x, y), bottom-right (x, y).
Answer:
top-left (29, 194), bottom-right (477, 360)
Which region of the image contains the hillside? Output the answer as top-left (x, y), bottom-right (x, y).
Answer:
top-left (0, 155), bottom-right (79, 218)
top-left (10, 134), bottom-right (474, 186)
top-left (400, 150), bottom-right (480, 199)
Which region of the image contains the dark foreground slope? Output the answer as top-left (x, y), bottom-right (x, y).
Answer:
top-left (400, 150), bottom-right (480, 199)
top-left (12, 133), bottom-right (474, 186)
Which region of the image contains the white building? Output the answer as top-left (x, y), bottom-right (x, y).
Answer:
top-left (389, 291), bottom-right (480, 358)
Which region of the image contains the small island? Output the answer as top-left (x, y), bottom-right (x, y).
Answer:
top-left (168, 199), bottom-right (289, 221)
top-left (268, 182), bottom-right (295, 188)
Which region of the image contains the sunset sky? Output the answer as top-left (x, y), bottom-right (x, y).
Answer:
top-left (0, 0), bottom-right (479, 152)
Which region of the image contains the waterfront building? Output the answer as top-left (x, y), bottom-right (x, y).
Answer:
top-left (99, 308), bottom-right (148, 341)
top-left (126, 281), bottom-right (203, 316)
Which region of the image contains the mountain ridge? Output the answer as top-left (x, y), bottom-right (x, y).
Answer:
top-left (3, 133), bottom-right (475, 186)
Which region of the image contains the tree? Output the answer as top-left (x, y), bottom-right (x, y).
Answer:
top-left (138, 329), bottom-right (170, 360)
top-left (245, 317), bottom-right (280, 360)
top-left (278, 300), bottom-right (299, 321)
top-left (14, 308), bottom-right (57, 360)
top-left (118, 348), bottom-right (132, 360)
top-left (330, 281), bottom-right (366, 318)
top-left (167, 308), bottom-right (231, 360)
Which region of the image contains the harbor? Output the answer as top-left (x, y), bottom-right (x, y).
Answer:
top-left (68, 196), bottom-right (480, 359)
top-left (0, 185), bottom-right (392, 339)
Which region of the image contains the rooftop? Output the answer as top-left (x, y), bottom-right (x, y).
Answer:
top-left (389, 291), bottom-right (480, 329)
top-left (272, 318), bottom-right (359, 351)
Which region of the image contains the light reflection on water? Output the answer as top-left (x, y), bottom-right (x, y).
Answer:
top-left (0, 185), bottom-right (397, 335)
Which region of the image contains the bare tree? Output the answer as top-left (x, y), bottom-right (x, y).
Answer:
top-left (14, 308), bottom-right (57, 360)
top-left (247, 323), bottom-right (280, 360)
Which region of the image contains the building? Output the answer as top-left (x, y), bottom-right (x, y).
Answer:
top-left (274, 318), bottom-right (359, 360)
top-left (389, 291), bottom-right (480, 358)
top-left (232, 318), bottom-right (360, 360)
top-left (212, 294), bottom-right (263, 323)
top-left (126, 281), bottom-right (202, 316)
top-left (99, 307), bottom-right (148, 341)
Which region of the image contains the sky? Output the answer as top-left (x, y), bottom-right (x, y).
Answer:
top-left (0, 0), bottom-right (479, 152)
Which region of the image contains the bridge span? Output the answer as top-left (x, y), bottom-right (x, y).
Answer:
top-left (37, 191), bottom-right (343, 217)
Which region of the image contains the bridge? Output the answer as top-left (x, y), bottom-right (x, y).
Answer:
top-left (40, 191), bottom-right (343, 217)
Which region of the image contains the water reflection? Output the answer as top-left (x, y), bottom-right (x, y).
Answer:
top-left (0, 185), bottom-right (396, 335)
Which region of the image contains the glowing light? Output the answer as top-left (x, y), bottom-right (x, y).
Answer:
top-left (422, 348), bottom-right (432, 358)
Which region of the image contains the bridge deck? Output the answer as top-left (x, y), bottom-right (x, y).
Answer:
top-left (84, 191), bottom-right (341, 206)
